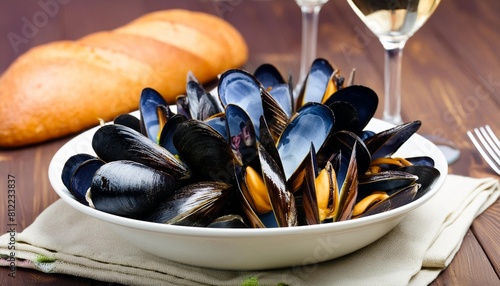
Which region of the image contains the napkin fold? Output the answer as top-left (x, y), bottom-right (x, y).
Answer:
top-left (1, 175), bottom-right (498, 286)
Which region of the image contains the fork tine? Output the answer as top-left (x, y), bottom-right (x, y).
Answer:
top-left (476, 126), bottom-right (500, 163)
top-left (467, 126), bottom-right (500, 175)
top-left (483, 125), bottom-right (500, 157)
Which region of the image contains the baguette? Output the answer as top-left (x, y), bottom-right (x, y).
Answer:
top-left (0, 9), bottom-right (248, 148)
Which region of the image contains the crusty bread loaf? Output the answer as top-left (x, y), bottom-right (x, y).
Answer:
top-left (0, 9), bottom-right (247, 148)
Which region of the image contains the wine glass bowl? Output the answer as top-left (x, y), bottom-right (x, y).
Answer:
top-left (348, 0), bottom-right (441, 44)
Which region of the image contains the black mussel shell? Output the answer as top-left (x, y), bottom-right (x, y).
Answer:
top-left (257, 143), bottom-right (298, 227)
top-left (173, 119), bottom-right (240, 182)
top-left (327, 101), bottom-right (361, 135)
top-left (402, 165), bottom-right (440, 200)
top-left (254, 63), bottom-right (286, 88)
top-left (176, 95), bottom-right (191, 119)
top-left (364, 120), bottom-right (422, 159)
top-left (297, 58), bottom-right (334, 106)
top-left (139, 88), bottom-right (172, 141)
top-left (317, 130), bottom-right (371, 175)
top-left (323, 85), bottom-right (378, 133)
top-left (300, 144), bottom-right (321, 225)
top-left (205, 114), bottom-right (229, 141)
top-left (261, 88), bottom-right (289, 142)
top-left (90, 160), bottom-right (179, 219)
top-left (218, 69), bottom-right (264, 134)
top-left (69, 158), bottom-right (105, 205)
top-left (359, 183), bottom-right (418, 218)
top-left (277, 102), bottom-right (335, 180)
top-left (336, 143), bottom-right (359, 221)
top-left (92, 124), bottom-right (189, 179)
top-left (267, 83), bottom-right (293, 118)
top-left (158, 113), bottom-right (188, 156)
top-left (62, 154), bottom-right (104, 205)
top-left (146, 181), bottom-right (233, 227)
top-left (113, 114), bottom-right (141, 133)
top-left (186, 72), bottom-right (222, 121)
top-left (358, 170), bottom-right (418, 201)
top-left (254, 64), bottom-right (293, 117)
top-left (62, 153), bottom-right (96, 190)
top-left (235, 165), bottom-right (266, 228)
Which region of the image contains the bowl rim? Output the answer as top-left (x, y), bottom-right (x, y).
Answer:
top-left (48, 117), bottom-right (448, 238)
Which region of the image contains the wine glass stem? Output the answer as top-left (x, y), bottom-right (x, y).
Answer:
top-left (382, 41), bottom-right (406, 125)
top-left (295, 4), bottom-right (323, 97)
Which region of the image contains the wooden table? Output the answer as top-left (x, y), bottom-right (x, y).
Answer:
top-left (1, 0), bottom-right (498, 285)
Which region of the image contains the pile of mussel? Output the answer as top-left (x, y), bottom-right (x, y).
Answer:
top-left (61, 58), bottom-right (440, 228)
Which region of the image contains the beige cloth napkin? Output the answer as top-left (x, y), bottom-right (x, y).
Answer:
top-left (1, 174), bottom-right (498, 286)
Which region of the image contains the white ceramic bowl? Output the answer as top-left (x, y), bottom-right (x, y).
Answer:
top-left (48, 118), bottom-right (447, 270)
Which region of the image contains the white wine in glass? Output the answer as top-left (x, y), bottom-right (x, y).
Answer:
top-left (347, 0), bottom-right (441, 125)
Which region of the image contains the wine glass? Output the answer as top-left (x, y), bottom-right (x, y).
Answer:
top-left (346, 0), bottom-right (440, 125)
top-left (294, 0), bottom-right (330, 98)
top-left (346, 0), bottom-right (459, 163)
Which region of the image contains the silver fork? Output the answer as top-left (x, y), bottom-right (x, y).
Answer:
top-left (467, 125), bottom-right (500, 175)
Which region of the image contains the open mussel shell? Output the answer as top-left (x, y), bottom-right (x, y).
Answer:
top-left (299, 142), bottom-right (359, 223)
top-left (317, 130), bottom-right (371, 176)
top-left (335, 143), bottom-right (359, 221)
top-left (254, 64), bottom-right (293, 118)
top-left (234, 165), bottom-right (266, 228)
top-left (257, 143), bottom-right (298, 227)
top-left (158, 113), bottom-right (188, 156)
top-left (139, 87), bottom-right (172, 142)
top-left (61, 153), bottom-right (96, 191)
top-left (326, 101), bottom-right (361, 135)
top-left (254, 63), bottom-right (286, 88)
top-left (296, 58), bottom-right (334, 106)
top-left (90, 160), bottom-right (179, 219)
top-left (236, 141), bottom-right (298, 228)
top-left (146, 181), bottom-right (234, 227)
top-left (358, 170), bottom-right (418, 200)
top-left (364, 120), bottom-right (422, 159)
top-left (298, 144), bottom-right (321, 225)
top-left (277, 102), bottom-right (335, 180)
top-left (92, 124), bottom-right (189, 179)
top-left (402, 165), bottom-right (440, 200)
top-left (176, 95), bottom-right (191, 119)
top-left (205, 114), bottom-right (229, 141)
top-left (61, 154), bottom-right (104, 206)
top-left (358, 183), bottom-right (418, 218)
top-left (218, 69), bottom-right (264, 135)
top-left (323, 85), bottom-right (378, 133)
top-left (186, 72), bottom-right (222, 121)
top-left (173, 119), bottom-right (240, 182)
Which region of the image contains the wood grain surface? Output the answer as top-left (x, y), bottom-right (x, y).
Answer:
top-left (0, 0), bottom-right (498, 285)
